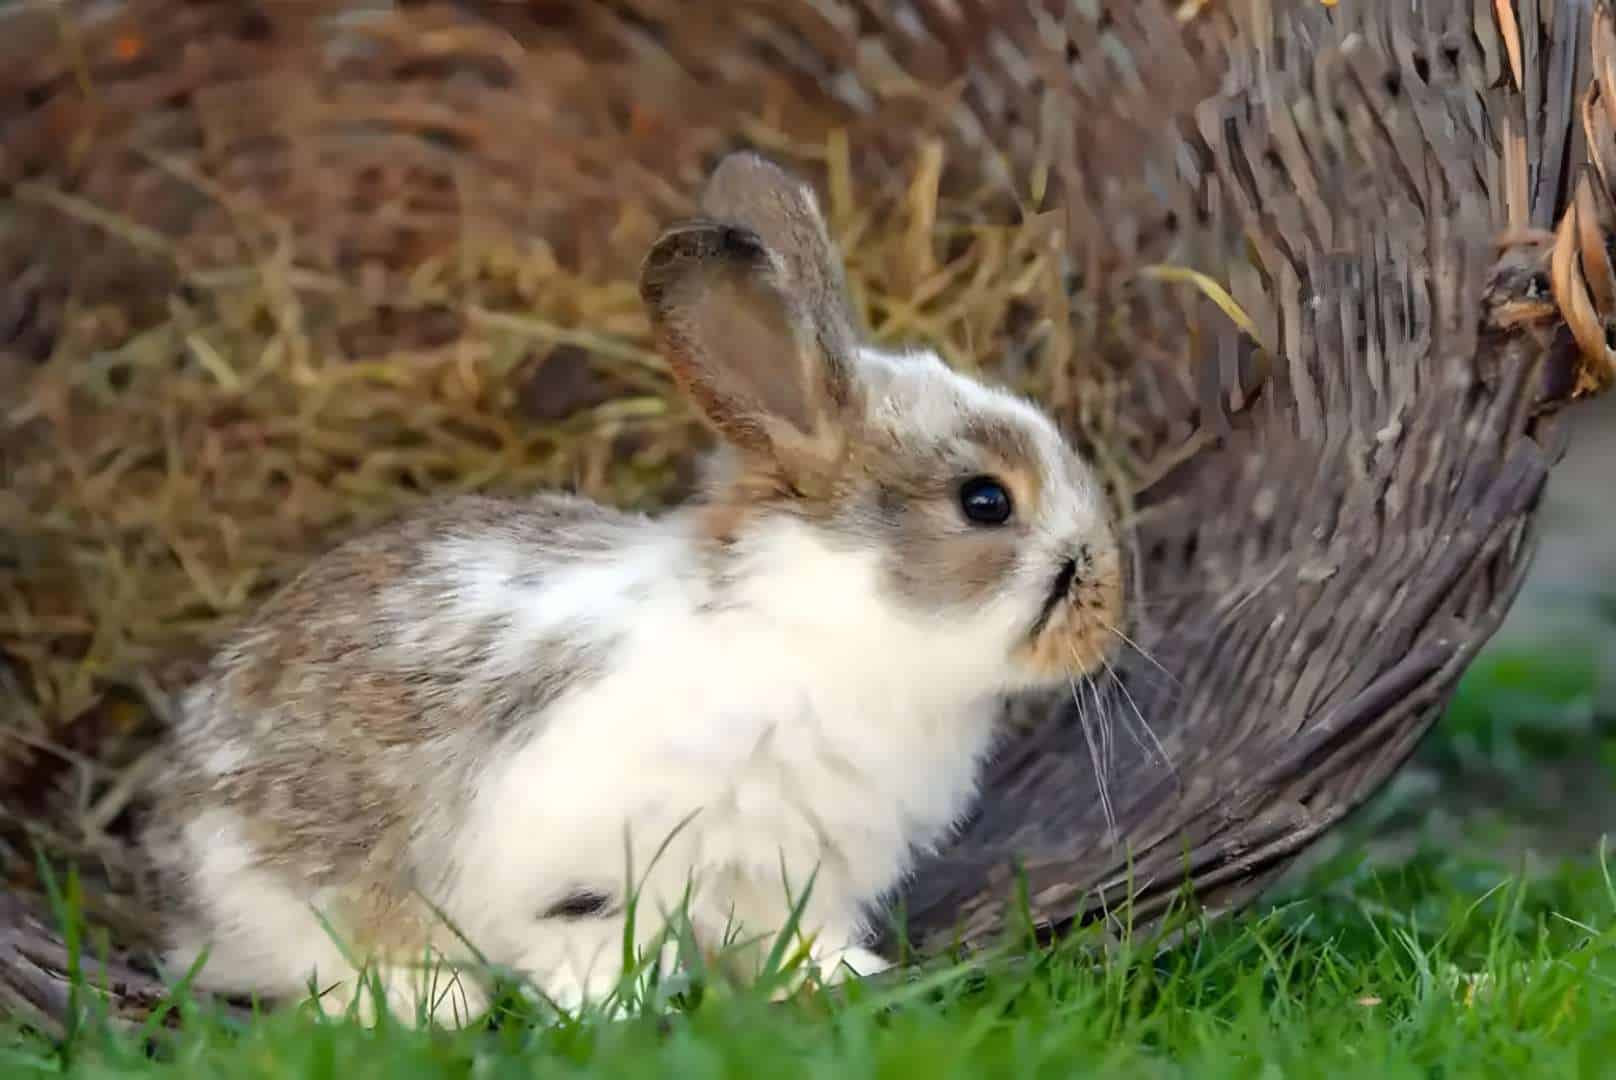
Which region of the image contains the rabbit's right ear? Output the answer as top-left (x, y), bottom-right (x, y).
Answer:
top-left (640, 154), bottom-right (863, 478)
top-left (698, 152), bottom-right (864, 346)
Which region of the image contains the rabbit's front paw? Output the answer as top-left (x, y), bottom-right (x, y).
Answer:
top-left (526, 962), bottom-right (621, 1016)
top-left (813, 943), bottom-right (890, 984)
top-left (772, 940), bottom-right (890, 1000)
top-left (518, 935), bottom-right (683, 1018)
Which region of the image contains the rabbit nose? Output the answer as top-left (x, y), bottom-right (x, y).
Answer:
top-left (1049, 556), bottom-right (1079, 601)
top-left (1030, 555), bottom-right (1080, 636)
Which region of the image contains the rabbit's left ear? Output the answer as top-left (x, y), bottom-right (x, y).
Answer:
top-left (640, 154), bottom-right (863, 475)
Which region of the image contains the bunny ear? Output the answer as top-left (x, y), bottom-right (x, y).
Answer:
top-left (641, 158), bottom-right (863, 474)
top-left (699, 152), bottom-right (863, 344)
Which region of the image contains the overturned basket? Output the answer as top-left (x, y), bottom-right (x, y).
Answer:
top-left (3, 0), bottom-right (1614, 1028)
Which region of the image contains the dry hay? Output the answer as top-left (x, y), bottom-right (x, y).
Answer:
top-left (2, 0), bottom-right (1614, 1030)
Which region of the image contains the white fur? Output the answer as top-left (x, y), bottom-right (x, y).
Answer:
top-left (438, 509), bottom-right (1015, 1008)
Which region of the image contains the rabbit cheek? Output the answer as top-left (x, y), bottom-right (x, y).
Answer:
top-left (878, 518), bottom-right (1022, 611)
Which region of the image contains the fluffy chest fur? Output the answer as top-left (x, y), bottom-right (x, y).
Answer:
top-left (429, 514), bottom-right (1009, 941)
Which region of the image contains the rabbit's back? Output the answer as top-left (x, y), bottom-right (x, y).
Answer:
top-left (146, 492), bottom-right (648, 894)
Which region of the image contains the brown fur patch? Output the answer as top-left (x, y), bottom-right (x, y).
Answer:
top-left (699, 151), bottom-right (864, 349)
top-left (641, 222), bottom-right (858, 482)
top-left (327, 880), bottom-right (462, 958)
top-left (142, 492), bottom-right (632, 953)
top-left (961, 413), bottom-right (1047, 511)
top-left (642, 153), bottom-right (870, 498)
top-left (845, 405), bottom-right (1055, 611)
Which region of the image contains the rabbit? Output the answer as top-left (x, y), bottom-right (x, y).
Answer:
top-left (139, 151), bottom-right (1126, 1027)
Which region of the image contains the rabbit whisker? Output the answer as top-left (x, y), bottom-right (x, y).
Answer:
top-left (1068, 666), bottom-right (1115, 834)
top-left (1094, 643), bottom-right (1177, 783)
top-left (1097, 617), bottom-right (1180, 691)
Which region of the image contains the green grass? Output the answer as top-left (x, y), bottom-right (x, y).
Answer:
top-left (5, 642), bottom-right (1614, 1078)
top-left (1428, 642), bottom-right (1608, 774)
top-left (5, 850), bottom-right (1613, 1078)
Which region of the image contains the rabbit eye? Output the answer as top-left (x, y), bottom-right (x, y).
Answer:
top-left (959, 476), bottom-right (1013, 525)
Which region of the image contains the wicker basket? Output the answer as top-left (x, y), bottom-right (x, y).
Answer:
top-left (1, 0), bottom-right (1613, 1028)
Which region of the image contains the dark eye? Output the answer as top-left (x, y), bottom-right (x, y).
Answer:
top-left (959, 476), bottom-right (1013, 525)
